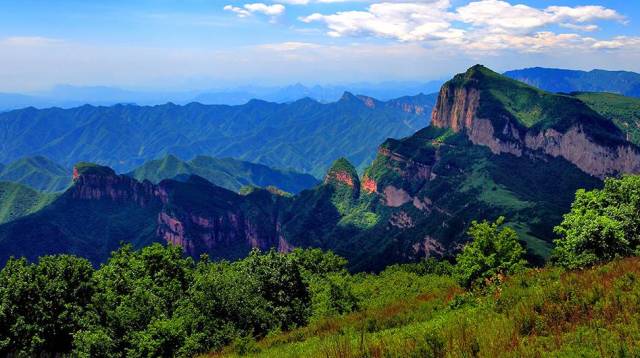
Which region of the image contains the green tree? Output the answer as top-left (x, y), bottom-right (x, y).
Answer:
top-left (173, 261), bottom-right (273, 357)
top-left (553, 176), bottom-right (640, 269)
top-left (74, 244), bottom-right (194, 357)
top-left (239, 249), bottom-right (311, 330)
top-left (290, 248), bottom-right (348, 277)
top-left (308, 273), bottom-right (358, 321)
top-left (0, 255), bottom-right (94, 356)
top-left (454, 217), bottom-right (526, 288)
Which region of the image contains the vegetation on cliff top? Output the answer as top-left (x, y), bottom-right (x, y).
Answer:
top-left (573, 91), bottom-right (640, 146)
top-left (74, 162), bottom-right (116, 177)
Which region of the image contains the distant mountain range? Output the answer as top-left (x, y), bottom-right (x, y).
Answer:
top-left (504, 67), bottom-right (640, 97)
top-left (2, 65), bottom-right (640, 270)
top-left (0, 81), bottom-right (443, 111)
top-left (0, 92), bottom-right (435, 177)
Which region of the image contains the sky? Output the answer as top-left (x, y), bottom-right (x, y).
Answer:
top-left (0, 0), bottom-right (639, 92)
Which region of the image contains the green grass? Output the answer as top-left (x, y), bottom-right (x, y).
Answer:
top-left (573, 92), bottom-right (640, 146)
top-left (217, 257), bottom-right (640, 357)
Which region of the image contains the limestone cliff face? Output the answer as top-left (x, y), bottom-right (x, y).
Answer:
top-left (156, 209), bottom-right (284, 258)
top-left (431, 85), bottom-right (479, 132)
top-left (69, 164), bottom-right (290, 258)
top-left (430, 72), bottom-right (640, 179)
top-left (69, 167), bottom-right (160, 207)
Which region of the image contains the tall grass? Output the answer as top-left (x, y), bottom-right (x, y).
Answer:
top-left (216, 257), bottom-right (640, 357)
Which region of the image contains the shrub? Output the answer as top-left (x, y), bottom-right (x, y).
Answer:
top-left (454, 217), bottom-right (526, 288)
top-left (553, 175), bottom-right (640, 269)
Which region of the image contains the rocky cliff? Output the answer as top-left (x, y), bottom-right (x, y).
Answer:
top-left (69, 163), bottom-right (289, 260)
top-left (430, 65), bottom-right (640, 179)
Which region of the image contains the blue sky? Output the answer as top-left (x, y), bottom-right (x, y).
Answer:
top-left (0, 0), bottom-right (638, 91)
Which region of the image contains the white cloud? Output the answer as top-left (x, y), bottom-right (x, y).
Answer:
top-left (301, 1), bottom-right (456, 42)
top-left (224, 3), bottom-right (285, 20)
top-left (300, 0), bottom-right (634, 54)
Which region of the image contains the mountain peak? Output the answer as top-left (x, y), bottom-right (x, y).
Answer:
top-left (339, 91), bottom-right (358, 102)
top-left (430, 64), bottom-right (640, 178)
top-left (72, 162), bottom-right (115, 180)
top-left (324, 157), bottom-right (359, 188)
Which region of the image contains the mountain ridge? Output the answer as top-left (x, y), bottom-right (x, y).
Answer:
top-left (0, 93), bottom-right (434, 177)
top-left (504, 67), bottom-right (640, 97)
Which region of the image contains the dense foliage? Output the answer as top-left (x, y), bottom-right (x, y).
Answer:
top-left (0, 245), bottom-right (351, 357)
top-left (553, 175), bottom-right (640, 269)
top-left (454, 217), bottom-right (526, 288)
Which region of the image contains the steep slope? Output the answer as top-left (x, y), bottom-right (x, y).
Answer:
top-left (0, 156), bottom-right (70, 192)
top-left (0, 163), bottom-right (290, 265)
top-left (571, 92), bottom-right (640, 146)
top-left (432, 65), bottom-right (640, 178)
top-left (128, 154), bottom-right (319, 194)
top-left (504, 67), bottom-right (640, 97)
top-left (0, 182), bottom-right (57, 224)
top-left (361, 126), bottom-right (601, 262)
top-left (0, 93), bottom-right (434, 177)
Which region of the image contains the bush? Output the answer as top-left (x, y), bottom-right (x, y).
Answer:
top-left (553, 176), bottom-right (640, 269)
top-left (454, 217), bottom-right (526, 288)
top-left (0, 255), bottom-right (95, 356)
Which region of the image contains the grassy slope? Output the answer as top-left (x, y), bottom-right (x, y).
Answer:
top-left (0, 182), bottom-right (57, 224)
top-left (128, 155), bottom-right (319, 194)
top-left (218, 257), bottom-right (640, 357)
top-left (573, 92), bottom-right (640, 146)
top-left (0, 156), bottom-right (70, 192)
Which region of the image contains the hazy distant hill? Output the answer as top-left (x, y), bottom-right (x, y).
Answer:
top-left (193, 81), bottom-right (443, 104)
top-left (0, 82), bottom-right (442, 111)
top-left (504, 67), bottom-right (640, 97)
top-left (0, 93), bottom-right (435, 177)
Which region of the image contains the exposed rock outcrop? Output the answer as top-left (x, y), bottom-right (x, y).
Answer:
top-left (430, 65), bottom-right (640, 179)
top-left (70, 163), bottom-right (283, 259)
